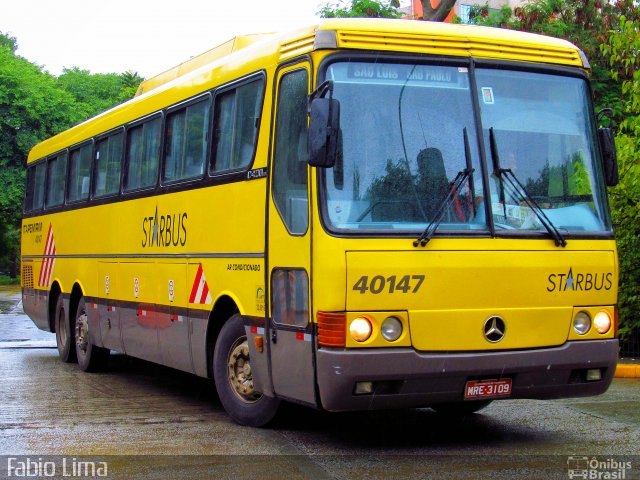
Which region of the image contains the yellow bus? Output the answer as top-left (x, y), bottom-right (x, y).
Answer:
top-left (21, 19), bottom-right (620, 426)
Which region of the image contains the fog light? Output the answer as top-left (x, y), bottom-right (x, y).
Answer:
top-left (586, 369), bottom-right (602, 381)
top-left (381, 316), bottom-right (403, 342)
top-left (354, 381), bottom-right (374, 395)
top-left (594, 310), bottom-right (612, 334)
top-left (349, 317), bottom-right (372, 342)
top-left (573, 311), bottom-right (591, 335)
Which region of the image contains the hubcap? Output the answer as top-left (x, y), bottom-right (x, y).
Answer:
top-left (227, 337), bottom-right (260, 403)
top-left (75, 312), bottom-right (89, 353)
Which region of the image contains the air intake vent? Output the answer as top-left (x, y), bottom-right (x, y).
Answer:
top-left (22, 264), bottom-right (34, 289)
top-left (336, 30), bottom-right (582, 67)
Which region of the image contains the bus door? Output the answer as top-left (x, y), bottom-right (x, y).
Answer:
top-left (266, 62), bottom-right (317, 406)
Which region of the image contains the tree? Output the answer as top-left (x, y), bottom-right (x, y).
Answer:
top-left (57, 68), bottom-right (144, 119)
top-left (420, 0), bottom-right (457, 21)
top-left (0, 32), bottom-right (143, 278)
top-left (318, 0), bottom-right (402, 18)
top-left (601, 15), bottom-right (640, 339)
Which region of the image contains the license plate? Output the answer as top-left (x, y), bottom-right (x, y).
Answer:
top-left (464, 378), bottom-right (512, 399)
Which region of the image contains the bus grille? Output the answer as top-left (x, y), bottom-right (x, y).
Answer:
top-left (22, 264), bottom-right (34, 288)
top-left (336, 30), bottom-right (582, 67)
top-left (280, 34), bottom-right (315, 60)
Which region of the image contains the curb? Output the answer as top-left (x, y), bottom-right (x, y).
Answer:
top-left (615, 363), bottom-right (640, 378)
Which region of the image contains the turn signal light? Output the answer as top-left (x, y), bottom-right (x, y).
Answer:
top-left (317, 311), bottom-right (346, 347)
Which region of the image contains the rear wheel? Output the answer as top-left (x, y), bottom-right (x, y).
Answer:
top-left (54, 295), bottom-right (76, 363)
top-left (213, 314), bottom-right (280, 427)
top-left (431, 400), bottom-right (492, 415)
top-left (75, 297), bottom-right (109, 372)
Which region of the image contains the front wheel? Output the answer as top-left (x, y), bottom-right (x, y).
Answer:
top-left (213, 314), bottom-right (280, 427)
top-left (75, 298), bottom-right (109, 372)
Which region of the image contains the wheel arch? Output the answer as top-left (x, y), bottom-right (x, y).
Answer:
top-left (205, 294), bottom-right (240, 379)
top-left (69, 282), bottom-right (85, 324)
top-left (48, 281), bottom-right (62, 333)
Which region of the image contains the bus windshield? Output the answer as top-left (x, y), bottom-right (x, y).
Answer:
top-left (477, 68), bottom-right (610, 233)
top-left (321, 60), bottom-right (612, 236)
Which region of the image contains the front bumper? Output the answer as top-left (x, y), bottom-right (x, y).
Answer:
top-left (316, 339), bottom-right (618, 411)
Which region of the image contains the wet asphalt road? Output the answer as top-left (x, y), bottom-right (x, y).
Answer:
top-left (0, 291), bottom-right (638, 479)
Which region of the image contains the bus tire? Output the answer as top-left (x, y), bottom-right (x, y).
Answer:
top-left (431, 400), bottom-right (492, 416)
top-left (54, 295), bottom-right (76, 363)
top-left (74, 297), bottom-right (109, 372)
top-left (213, 314), bottom-right (280, 427)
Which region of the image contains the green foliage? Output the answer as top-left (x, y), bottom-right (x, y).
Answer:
top-left (57, 68), bottom-right (144, 118)
top-left (0, 31), bottom-right (143, 277)
top-left (318, 0), bottom-right (401, 19)
top-left (0, 275), bottom-right (20, 286)
top-left (601, 16), bottom-right (640, 338)
top-left (460, 4), bottom-right (513, 26)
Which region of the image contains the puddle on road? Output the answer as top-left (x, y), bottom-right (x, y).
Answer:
top-left (0, 300), bottom-right (14, 314)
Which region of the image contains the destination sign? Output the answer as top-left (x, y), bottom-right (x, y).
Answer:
top-left (345, 63), bottom-right (465, 86)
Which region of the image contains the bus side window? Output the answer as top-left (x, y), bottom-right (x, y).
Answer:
top-left (94, 131), bottom-right (123, 197)
top-left (164, 97), bottom-right (210, 183)
top-left (211, 77), bottom-right (264, 173)
top-left (34, 162), bottom-right (46, 210)
top-left (272, 68), bottom-right (309, 234)
top-left (67, 143), bottom-right (92, 202)
top-left (24, 161), bottom-right (46, 212)
top-left (124, 117), bottom-right (161, 192)
top-left (45, 152), bottom-right (68, 208)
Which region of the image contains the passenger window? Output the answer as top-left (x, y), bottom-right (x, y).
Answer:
top-left (211, 78), bottom-right (264, 173)
top-left (272, 69), bottom-right (309, 234)
top-left (124, 117), bottom-right (161, 191)
top-left (46, 152), bottom-right (68, 208)
top-left (67, 143), bottom-right (92, 202)
top-left (95, 131), bottom-right (123, 197)
top-left (164, 98), bottom-right (210, 183)
top-left (25, 162), bottom-right (46, 212)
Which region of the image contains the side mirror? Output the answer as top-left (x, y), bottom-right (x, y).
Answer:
top-left (598, 127), bottom-right (619, 187)
top-left (308, 97), bottom-right (340, 168)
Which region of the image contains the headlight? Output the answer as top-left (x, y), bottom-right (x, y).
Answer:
top-left (594, 310), bottom-right (612, 334)
top-left (381, 316), bottom-right (403, 342)
top-left (573, 311), bottom-right (591, 335)
top-left (349, 317), bottom-right (372, 342)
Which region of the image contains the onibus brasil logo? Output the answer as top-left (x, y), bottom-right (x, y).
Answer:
top-left (567, 456), bottom-right (632, 479)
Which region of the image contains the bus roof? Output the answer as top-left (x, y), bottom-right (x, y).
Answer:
top-left (27, 19), bottom-right (585, 163)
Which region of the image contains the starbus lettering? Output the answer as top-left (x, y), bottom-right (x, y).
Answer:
top-left (141, 206), bottom-right (187, 248)
top-left (547, 267), bottom-right (613, 292)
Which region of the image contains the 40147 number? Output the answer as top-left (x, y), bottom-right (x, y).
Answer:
top-left (352, 275), bottom-right (425, 294)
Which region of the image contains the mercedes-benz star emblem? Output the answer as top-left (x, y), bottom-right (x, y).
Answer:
top-left (483, 316), bottom-right (506, 343)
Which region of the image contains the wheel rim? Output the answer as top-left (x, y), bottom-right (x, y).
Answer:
top-left (75, 310), bottom-right (89, 354)
top-left (227, 336), bottom-right (261, 403)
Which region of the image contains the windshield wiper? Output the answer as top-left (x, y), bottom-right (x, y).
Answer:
top-left (489, 128), bottom-right (567, 248)
top-left (414, 129), bottom-right (475, 248)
